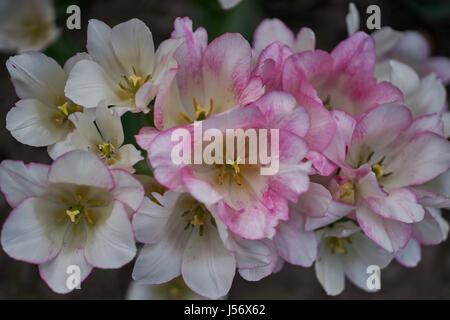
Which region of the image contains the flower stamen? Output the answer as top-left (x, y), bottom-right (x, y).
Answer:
top-left (339, 181), bottom-right (355, 205)
top-left (97, 142), bottom-right (117, 165)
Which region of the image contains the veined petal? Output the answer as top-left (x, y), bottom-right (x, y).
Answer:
top-left (132, 194), bottom-right (174, 244)
top-left (412, 208), bottom-right (449, 245)
top-left (253, 18), bottom-right (294, 54)
top-left (331, 31), bottom-right (375, 77)
top-left (349, 232), bottom-right (393, 269)
top-left (132, 194), bottom-right (191, 284)
top-left (315, 238), bottom-right (345, 296)
top-left (322, 109), bottom-right (356, 165)
top-left (135, 126), bottom-right (160, 152)
top-left (365, 188), bottom-right (425, 223)
top-left (348, 103), bottom-right (412, 167)
top-left (68, 112), bottom-right (103, 150)
top-left (87, 19), bottom-right (125, 79)
top-left (113, 144), bottom-right (143, 173)
top-left (181, 167), bottom-right (222, 206)
top-left (238, 240), bottom-right (278, 281)
top-left (171, 17), bottom-right (207, 114)
top-left (84, 201), bottom-right (136, 268)
top-left (231, 236), bottom-right (273, 269)
top-left (47, 133), bottom-right (77, 160)
top-left (95, 104), bottom-right (124, 147)
top-left (1, 197), bottom-right (65, 264)
top-left (394, 238), bottom-right (421, 268)
top-left (305, 200), bottom-right (355, 231)
top-left (182, 226), bottom-right (236, 299)
top-left (356, 202), bottom-right (411, 252)
top-left (111, 19), bottom-right (155, 78)
top-left (292, 182), bottom-right (331, 218)
top-left (274, 212), bottom-right (318, 267)
top-left (63, 52), bottom-right (92, 74)
top-left (0, 160), bottom-right (49, 207)
top-left (295, 27), bottom-right (315, 52)
top-left (6, 51), bottom-right (66, 105)
top-left (39, 246), bottom-right (92, 294)
top-left (111, 169), bottom-right (144, 213)
top-left (6, 99), bottom-right (70, 147)
top-left (374, 60), bottom-right (420, 97)
top-left (372, 27), bottom-right (403, 59)
top-left (65, 60), bottom-right (123, 108)
top-left (202, 33), bottom-right (252, 113)
top-left (383, 132), bottom-right (450, 188)
top-left (405, 73), bottom-right (446, 118)
top-left (255, 91), bottom-right (310, 138)
top-left (152, 38), bottom-right (184, 86)
top-left (48, 150), bottom-right (114, 190)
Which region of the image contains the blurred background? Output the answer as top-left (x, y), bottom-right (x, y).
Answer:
top-left (0, 0), bottom-right (450, 299)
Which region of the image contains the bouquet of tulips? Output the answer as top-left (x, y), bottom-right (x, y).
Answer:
top-left (1, 4), bottom-right (449, 299)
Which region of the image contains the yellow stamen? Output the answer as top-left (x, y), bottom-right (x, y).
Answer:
top-left (226, 158), bottom-right (242, 174)
top-left (209, 98), bottom-right (214, 114)
top-left (85, 210), bottom-right (96, 225)
top-left (57, 96), bottom-right (64, 105)
top-left (129, 74), bottom-right (142, 87)
top-left (339, 181), bottom-right (355, 205)
top-left (179, 112), bottom-right (193, 123)
top-left (232, 174), bottom-right (242, 186)
top-left (88, 200), bottom-right (102, 206)
top-left (57, 102), bottom-right (69, 117)
top-left (372, 163), bottom-right (384, 179)
top-left (97, 142), bottom-right (116, 165)
top-left (327, 237), bottom-right (348, 256)
top-left (66, 208), bottom-right (80, 223)
top-left (190, 215), bottom-right (204, 226)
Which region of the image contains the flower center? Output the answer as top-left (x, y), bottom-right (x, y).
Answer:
top-left (371, 163), bottom-right (384, 179)
top-left (339, 181), bottom-right (355, 205)
top-left (216, 157), bottom-right (244, 186)
top-left (24, 20), bottom-right (50, 44)
top-left (57, 190), bottom-right (104, 236)
top-left (118, 66), bottom-right (151, 100)
top-left (97, 142), bottom-right (117, 165)
top-left (53, 96), bottom-right (83, 125)
top-left (326, 236), bottom-right (353, 256)
top-left (182, 201), bottom-right (216, 236)
top-left (179, 97), bottom-right (214, 123)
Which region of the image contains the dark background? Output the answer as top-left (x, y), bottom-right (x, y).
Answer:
top-left (0, 0), bottom-right (449, 299)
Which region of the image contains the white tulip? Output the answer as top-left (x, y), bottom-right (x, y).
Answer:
top-left (51, 103), bottom-right (144, 173)
top-left (65, 18), bottom-right (183, 114)
top-left (0, 0), bottom-right (59, 52)
top-left (6, 51), bottom-right (92, 154)
top-left (315, 221), bottom-right (393, 296)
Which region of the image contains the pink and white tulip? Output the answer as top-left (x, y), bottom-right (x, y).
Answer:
top-left (324, 103), bottom-right (450, 252)
top-left (145, 91), bottom-right (311, 240)
top-left (153, 17), bottom-right (264, 130)
top-left (0, 150), bottom-right (144, 293)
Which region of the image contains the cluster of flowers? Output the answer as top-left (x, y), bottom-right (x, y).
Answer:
top-left (1, 10), bottom-right (449, 298)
